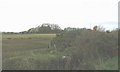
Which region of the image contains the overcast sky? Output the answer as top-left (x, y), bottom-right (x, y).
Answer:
top-left (0, 0), bottom-right (119, 32)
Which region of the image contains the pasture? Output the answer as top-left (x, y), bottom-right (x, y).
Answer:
top-left (2, 34), bottom-right (60, 70)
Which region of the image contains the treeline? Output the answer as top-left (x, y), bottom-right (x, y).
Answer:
top-left (2, 23), bottom-right (119, 34)
top-left (22, 23), bottom-right (62, 34)
top-left (2, 23), bottom-right (61, 34)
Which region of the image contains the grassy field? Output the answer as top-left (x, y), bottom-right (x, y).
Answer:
top-left (2, 34), bottom-right (59, 70)
top-left (2, 34), bottom-right (56, 39)
top-left (2, 33), bottom-right (118, 70)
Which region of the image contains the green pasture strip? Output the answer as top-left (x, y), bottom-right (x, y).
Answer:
top-left (2, 34), bottom-right (56, 39)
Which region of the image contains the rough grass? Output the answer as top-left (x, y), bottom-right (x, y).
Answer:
top-left (95, 56), bottom-right (118, 70)
top-left (2, 34), bottom-right (57, 70)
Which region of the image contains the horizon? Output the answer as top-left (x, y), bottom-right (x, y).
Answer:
top-left (0, 0), bottom-right (119, 32)
top-left (1, 22), bottom-right (118, 32)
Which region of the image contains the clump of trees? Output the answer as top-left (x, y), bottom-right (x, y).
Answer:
top-left (23, 23), bottom-right (62, 34)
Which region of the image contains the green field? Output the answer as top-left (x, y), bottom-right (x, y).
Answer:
top-left (2, 34), bottom-right (60, 70)
top-left (3, 34), bottom-right (56, 39)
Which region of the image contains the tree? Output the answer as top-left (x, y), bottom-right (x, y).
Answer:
top-left (93, 26), bottom-right (97, 31)
top-left (39, 23), bottom-right (52, 33)
top-left (28, 28), bottom-right (35, 33)
top-left (97, 26), bottom-right (105, 32)
top-left (50, 24), bottom-right (61, 33)
top-left (26, 23), bottom-right (62, 34)
top-left (93, 25), bottom-right (105, 32)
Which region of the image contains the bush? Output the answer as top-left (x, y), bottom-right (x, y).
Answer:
top-left (50, 28), bottom-right (118, 69)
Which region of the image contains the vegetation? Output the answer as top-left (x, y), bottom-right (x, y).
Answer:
top-left (2, 25), bottom-right (118, 70)
top-left (50, 27), bottom-right (118, 70)
top-left (21, 23), bottom-right (62, 34)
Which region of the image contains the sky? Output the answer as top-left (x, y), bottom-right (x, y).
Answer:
top-left (0, 0), bottom-right (119, 32)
